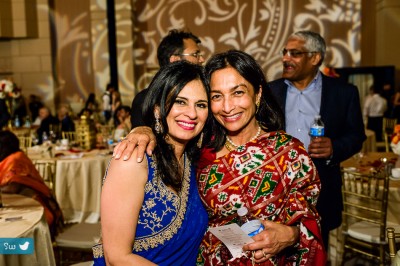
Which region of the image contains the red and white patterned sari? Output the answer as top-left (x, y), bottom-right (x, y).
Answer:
top-left (196, 131), bottom-right (326, 265)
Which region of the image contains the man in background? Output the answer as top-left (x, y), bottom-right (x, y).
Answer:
top-left (130, 29), bottom-right (205, 128)
top-left (102, 83), bottom-right (115, 123)
top-left (268, 31), bottom-right (366, 250)
top-left (363, 85), bottom-right (387, 141)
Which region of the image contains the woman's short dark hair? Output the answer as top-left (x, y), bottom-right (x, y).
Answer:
top-left (204, 49), bottom-right (284, 151)
top-left (142, 60), bottom-right (212, 191)
top-left (0, 130), bottom-right (20, 162)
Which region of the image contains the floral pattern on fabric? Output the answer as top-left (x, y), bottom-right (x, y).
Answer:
top-left (197, 131), bottom-right (326, 265)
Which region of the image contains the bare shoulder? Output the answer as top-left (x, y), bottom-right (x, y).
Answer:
top-left (104, 149), bottom-right (148, 187)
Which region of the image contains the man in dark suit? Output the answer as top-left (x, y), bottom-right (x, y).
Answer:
top-left (268, 31), bottom-right (366, 249)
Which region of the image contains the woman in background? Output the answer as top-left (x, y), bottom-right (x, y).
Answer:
top-left (0, 130), bottom-right (63, 239)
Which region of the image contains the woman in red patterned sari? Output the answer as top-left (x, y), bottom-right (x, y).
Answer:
top-left (194, 50), bottom-right (325, 265)
top-left (114, 50), bottom-right (326, 265)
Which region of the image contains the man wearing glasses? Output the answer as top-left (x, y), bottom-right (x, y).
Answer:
top-left (130, 29), bottom-right (204, 128)
top-left (269, 31), bottom-right (366, 251)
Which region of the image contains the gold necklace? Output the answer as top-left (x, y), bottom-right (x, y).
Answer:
top-left (225, 126), bottom-right (262, 151)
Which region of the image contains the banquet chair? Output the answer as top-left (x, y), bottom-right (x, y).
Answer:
top-left (376, 117), bottom-right (397, 152)
top-left (387, 227), bottom-right (400, 263)
top-left (340, 167), bottom-right (398, 265)
top-left (55, 222), bottom-right (101, 266)
top-left (62, 131), bottom-right (77, 142)
top-left (33, 160), bottom-right (56, 191)
top-left (18, 136), bottom-right (32, 152)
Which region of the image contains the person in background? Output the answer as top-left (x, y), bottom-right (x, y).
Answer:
top-left (35, 106), bottom-right (58, 144)
top-left (0, 98), bottom-right (11, 129)
top-left (268, 31), bottom-right (366, 250)
top-left (363, 85), bottom-right (387, 141)
top-left (85, 92), bottom-right (99, 111)
top-left (10, 86), bottom-right (27, 122)
top-left (0, 130), bottom-right (64, 239)
top-left (28, 94), bottom-right (44, 123)
top-left (57, 104), bottom-right (75, 132)
top-left (79, 93), bottom-right (99, 117)
top-left (130, 29), bottom-right (205, 128)
top-left (113, 50), bottom-right (326, 265)
top-left (93, 61), bottom-right (212, 265)
top-left (113, 105), bottom-right (132, 141)
top-left (391, 86), bottom-right (400, 121)
top-left (102, 83), bottom-right (115, 123)
top-left (111, 90), bottom-right (122, 118)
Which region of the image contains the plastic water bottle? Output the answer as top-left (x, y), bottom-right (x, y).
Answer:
top-left (23, 116), bottom-right (31, 128)
top-left (14, 115), bottom-right (21, 128)
top-left (237, 207), bottom-right (264, 237)
top-left (309, 115), bottom-right (324, 139)
top-left (42, 131), bottom-right (49, 143)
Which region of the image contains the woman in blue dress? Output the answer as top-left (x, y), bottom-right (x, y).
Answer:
top-left (93, 61), bottom-right (212, 265)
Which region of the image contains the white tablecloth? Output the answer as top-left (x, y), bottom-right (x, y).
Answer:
top-left (0, 194), bottom-right (55, 266)
top-left (28, 147), bottom-right (112, 223)
top-left (54, 151), bottom-right (111, 223)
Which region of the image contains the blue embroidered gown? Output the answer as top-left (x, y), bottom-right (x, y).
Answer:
top-left (93, 154), bottom-right (208, 265)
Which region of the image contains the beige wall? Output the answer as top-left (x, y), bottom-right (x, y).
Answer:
top-left (375, 0), bottom-right (400, 87)
top-left (0, 0), bottom-right (54, 111)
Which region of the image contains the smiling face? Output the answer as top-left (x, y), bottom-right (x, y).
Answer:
top-left (282, 37), bottom-right (321, 89)
top-left (209, 67), bottom-right (260, 135)
top-left (163, 79), bottom-right (209, 147)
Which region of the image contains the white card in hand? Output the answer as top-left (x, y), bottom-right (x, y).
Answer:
top-left (208, 223), bottom-right (254, 258)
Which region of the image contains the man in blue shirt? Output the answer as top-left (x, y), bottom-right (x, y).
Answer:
top-left (269, 31), bottom-right (366, 249)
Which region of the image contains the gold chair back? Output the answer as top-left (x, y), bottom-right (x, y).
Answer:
top-left (19, 136), bottom-right (32, 152)
top-left (33, 160), bottom-right (56, 191)
top-left (383, 117), bottom-right (397, 152)
top-left (341, 167), bottom-right (390, 265)
top-left (61, 131), bottom-right (76, 142)
top-left (387, 227), bottom-right (400, 263)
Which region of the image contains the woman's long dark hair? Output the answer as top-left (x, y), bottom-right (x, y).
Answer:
top-left (142, 61), bottom-right (212, 191)
top-left (204, 49), bottom-right (285, 151)
top-left (0, 130), bottom-right (20, 162)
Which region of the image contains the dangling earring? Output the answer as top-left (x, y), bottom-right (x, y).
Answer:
top-left (197, 133), bottom-right (204, 148)
top-left (256, 101), bottom-right (260, 112)
top-left (155, 113), bottom-right (162, 134)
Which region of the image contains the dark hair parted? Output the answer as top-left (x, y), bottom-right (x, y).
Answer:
top-left (0, 130), bottom-right (20, 162)
top-left (157, 29), bottom-right (201, 67)
top-left (142, 61), bottom-right (212, 191)
top-left (204, 49), bottom-right (285, 151)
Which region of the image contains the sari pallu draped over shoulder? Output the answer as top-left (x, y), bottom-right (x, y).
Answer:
top-left (197, 131), bottom-right (326, 265)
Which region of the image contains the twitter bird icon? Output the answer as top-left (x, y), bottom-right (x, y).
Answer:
top-left (0, 238), bottom-right (34, 254)
top-left (19, 241), bottom-right (30, 251)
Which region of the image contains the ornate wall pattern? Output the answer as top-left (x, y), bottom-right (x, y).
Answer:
top-left (50, 0), bottom-right (361, 109)
top-left (131, 0), bottom-right (361, 91)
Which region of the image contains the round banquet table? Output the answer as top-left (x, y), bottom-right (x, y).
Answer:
top-left (54, 151), bottom-right (111, 223)
top-left (0, 194), bottom-right (55, 266)
top-left (28, 147), bottom-right (112, 223)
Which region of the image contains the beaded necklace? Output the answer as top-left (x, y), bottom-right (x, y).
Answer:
top-left (224, 126), bottom-right (261, 151)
